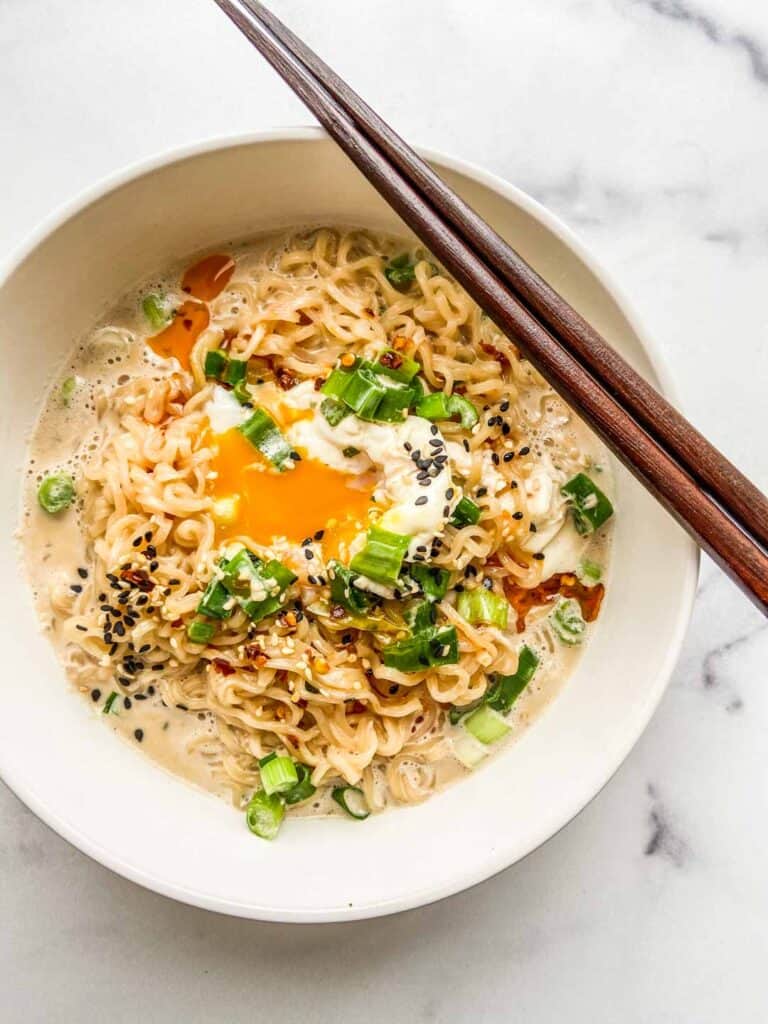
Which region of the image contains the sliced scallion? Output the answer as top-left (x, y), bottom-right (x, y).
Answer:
top-left (350, 526), bottom-right (411, 585)
top-left (259, 754), bottom-right (299, 796)
top-left (551, 597), bottom-right (586, 645)
top-left (320, 396), bottom-right (351, 427)
top-left (238, 407), bottom-right (295, 470)
top-left (577, 558), bottom-right (602, 584)
top-left (456, 588), bottom-right (509, 629)
top-left (102, 691), bottom-right (120, 715)
top-left (232, 378), bottom-right (252, 406)
top-left (142, 293), bottom-right (170, 330)
top-left (245, 790), bottom-right (285, 840)
top-left (37, 473), bottom-right (75, 514)
top-left (222, 358), bottom-right (247, 388)
top-left (219, 547), bottom-right (297, 623)
top-left (381, 624), bottom-right (458, 672)
top-left (332, 785), bottom-right (370, 819)
top-left (186, 619), bottom-right (216, 644)
top-left (203, 349), bottom-right (229, 380)
top-left (283, 763), bottom-right (316, 805)
top-left (196, 574), bottom-right (234, 620)
top-left (449, 644), bottom-right (539, 723)
top-left (329, 561), bottom-right (374, 615)
top-left (406, 563), bottom-right (450, 602)
top-left (415, 392), bottom-right (479, 429)
top-left (449, 496), bottom-right (481, 528)
top-left (464, 704), bottom-right (511, 745)
top-left (60, 376), bottom-right (78, 406)
top-left (384, 253), bottom-right (417, 291)
top-left (561, 473), bottom-right (614, 535)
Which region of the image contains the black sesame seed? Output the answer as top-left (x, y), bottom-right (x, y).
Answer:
top-left (176, 704), bottom-right (188, 712)
top-left (491, 453), bottom-right (500, 466)
top-left (70, 584), bottom-right (82, 594)
top-left (393, 588), bottom-right (402, 601)
top-left (417, 459), bottom-right (431, 471)
top-left (114, 621), bottom-right (126, 637)
top-left (416, 545), bottom-right (427, 553)
top-left (429, 438), bottom-right (442, 448)
top-left (132, 537), bottom-right (142, 547)
top-left (512, 511), bottom-right (524, 520)
top-left (313, 529), bottom-right (325, 541)
top-left (106, 574), bottom-right (118, 583)
top-left (454, 584), bottom-right (464, 593)
top-left (134, 693), bottom-right (148, 701)
top-left (90, 689), bottom-right (101, 702)
top-left (519, 446), bottom-right (531, 456)
top-left (124, 697), bottom-right (132, 709)
top-left (76, 624), bottom-right (88, 632)
top-left (430, 424), bottom-right (438, 436)
top-left (419, 478), bottom-right (432, 487)
top-left (148, 561), bottom-right (159, 572)
top-left (103, 632), bottom-right (113, 644)
top-left (144, 531), bottom-right (153, 542)
top-left (134, 729), bottom-right (144, 742)
top-left (476, 486), bottom-right (488, 497)
top-left (510, 480), bottom-right (519, 489)
top-left (500, 400), bottom-right (510, 413)
top-left (415, 496), bottom-right (428, 506)
top-left (109, 643), bottom-right (118, 656)
top-left (290, 451), bottom-right (301, 461)
top-left (501, 423), bottom-right (511, 436)
top-left (118, 676), bottom-right (132, 686)
top-left (152, 664), bottom-right (164, 671)
top-left (533, 552), bottom-right (545, 560)
top-left (445, 488), bottom-right (454, 500)
top-left (404, 442), bottom-right (412, 452)
top-left (465, 564), bottom-right (478, 577)
top-left (98, 592), bottom-right (107, 601)
top-left (443, 505), bottom-right (450, 517)
top-left (100, 604), bottom-right (112, 613)
top-left (416, 470), bottom-right (429, 481)
top-left (77, 567), bottom-right (88, 580)
top-left (503, 451), bottom-right (514, 462)
top-left (301, 537), bottom-right (311, 546)
top-left (482, 577), bottom-right (494, 590)
top-left (462, 440), bottom-right (470, 452)
top-left (412, 449), bottom-right (422, 461)
top-left (138, 643), bottom-right (151, 654)
top-left (529, 523), bottom-right (538, 533)
top-left (136, 594), bottom-right (149, 606)
top-left (147, 685), bottom-right (155, 696)
top-left (304, 549), bottom-right (314, 561)
top-left (389, 685), bottom-right (399, 695)
top-left (145, 546), bottom-right (157, 559)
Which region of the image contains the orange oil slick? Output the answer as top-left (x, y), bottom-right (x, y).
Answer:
top-left (210, 427), bottom-right (374, 546)
top-left (182, 253), bottom-right (235, 302)
top-left (504, 572), bottom-right (605, 633)
top-left (147, 300), bottom-right (209, 371)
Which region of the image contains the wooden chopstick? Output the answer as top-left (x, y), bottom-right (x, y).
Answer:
top-left (246, 1), bottom-right (768, 555)
top-left (211, 0), bottom-right (768, 616)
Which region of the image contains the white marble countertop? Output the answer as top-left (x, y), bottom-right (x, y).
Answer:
top-left (2, 0), bottom-right (767, 1020)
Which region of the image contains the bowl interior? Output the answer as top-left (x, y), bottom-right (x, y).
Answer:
top-left (0, 132), bottom-right (697, 921)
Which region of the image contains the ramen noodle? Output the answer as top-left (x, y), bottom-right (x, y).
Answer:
top-left (22, 227), bottom-right (614, 837)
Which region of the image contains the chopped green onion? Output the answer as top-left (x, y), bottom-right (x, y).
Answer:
top-left (577, 558), bottom-right (603, 584)
top-left (238, 407), bottom-right (295, 470)
top-left (350, 526), bottom-right (411, 585)
top-left (464, 704), bottom-right (511, 744)
top-left (342, 446), bottom-right (360, 458)
top-left (561, 473), bottom-right (614, 535)
top-left (415, 392), bottom-right (479, 429)
top-left (245, 790), bottom-right (285, 840)
top-left (452, 731), bottom-right (490, 768)
top-left (320, 396), bottom-right (350, 427)
top-left (456, 588), bottom-right (509, 629)
top-left (60, 376), bottom-right (77, 406)
top-left (449, 644), bottom-right (539, 723)
top-left (384, 253), bottom-right (417, 291)
top-left (486, 645), bottom-right (539, 714)
top-left (232, 379), bottom-right (252, 406)
top-left (381, 624), bottom-right (458, 672)
top-left (283, 763), bottom-right (316, 805)
top-left (406, 563), bottom-right (450, 602)
top-left (405, 600), bottom-right (436, 633)
top-left (372, 382), bottom-right (415, 423)
top-left (332, 785), bottom-right (370, 819)
top-left (551, 598), bottom-right (586, 645)
top-left (374, 348), bottom-right (420, 383)
top-left (196, 574), bottom-right (234, 620)
top-left (142, 293), bottom-right (171, 330)
top-left (449, 496), bottom-right (481, 528)
top-left (222, 358), bottom-right (247, 387)
top-left (340, 364), bottom-right (389, 419)
top-left (259, 754), bottom-right (299, 796)
top-left (102, 691), bottom-right (120, 715)
top-left (186, 619), bottom-right (216, 644)
top-left (37, 473), bottom-right (75, 514)
top-left (203, 349), bottom-right (228, 380)
top-left (329, 561), bottom-right (374, 615)
top-left (321, 366), bottom-right (357, 399)
top-left (220, 548), bottom-right (297, 622)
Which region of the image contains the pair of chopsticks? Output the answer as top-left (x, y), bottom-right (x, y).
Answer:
top-left (212, 0), bottom-right (768, 616)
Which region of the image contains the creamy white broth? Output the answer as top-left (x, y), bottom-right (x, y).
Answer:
top-left (20, 228), bottom-right (614, 821)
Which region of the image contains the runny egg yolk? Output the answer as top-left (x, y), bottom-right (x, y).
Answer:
top-left (209, 427), bottom-right (374, 549)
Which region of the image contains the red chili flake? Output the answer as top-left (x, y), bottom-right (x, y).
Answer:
top-left (276, 367), bottom-right (299, 391)
top-left (347, 700), bottom-right (366, 714)
top-left (297, 311), bottom-right (312, 325)
top-left (287, 735), bottom-right (299, 748)
top-left (211, 658), bottom-right (236, 676)
top-left (379, 350), bottom-right (403, 370)
top-left (170, 617), bottom-right (184, 629)
top-left (244, 643), bottom-right (268, 667)
top-left (313, 377), bottom-right (326, 391)
top-left (330, 605), bottom-right (347, 620)
top-left (119, 569), bottom-right (155, 592)
top-left (296, 698), bottom-right (308, 709)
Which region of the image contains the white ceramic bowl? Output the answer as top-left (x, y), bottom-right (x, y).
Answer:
top-left (0, 129), bottom-right (698, 921)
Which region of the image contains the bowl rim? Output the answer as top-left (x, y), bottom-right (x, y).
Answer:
top-left (0, 126), bottom-right (699, 921)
